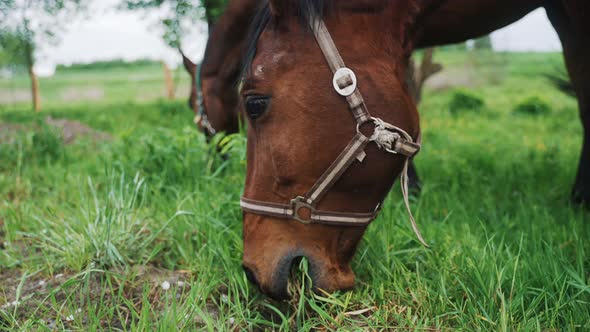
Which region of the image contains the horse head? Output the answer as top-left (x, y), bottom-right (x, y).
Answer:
top-left (240, 0), bottom-right (425, 299)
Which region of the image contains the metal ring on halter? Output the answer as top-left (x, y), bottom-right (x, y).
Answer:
top-left (355, 117), bottom-right (379, 140)
top-left (290, 196), bottom-right (315, 224)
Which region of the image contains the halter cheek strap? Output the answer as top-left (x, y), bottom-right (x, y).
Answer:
top-left (240, 17), bottom-right (429, 247)
top-left (194, 65), bottom-right (218, 136)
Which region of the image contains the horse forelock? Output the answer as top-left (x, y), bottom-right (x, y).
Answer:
top-left (241, 0), bottom-right (423, 79)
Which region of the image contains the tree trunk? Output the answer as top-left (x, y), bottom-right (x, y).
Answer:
top-left (407, 48), bottom-right (443, 104)
top-left (162, 61), bottom-right (175, 100)
top-left (28, 64), bottom-right (41, 112)
top-left (22, 21), bottom-right (41, 112)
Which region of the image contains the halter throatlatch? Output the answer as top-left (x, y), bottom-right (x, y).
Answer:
top-left (240, 16), bottom-right (429, 247)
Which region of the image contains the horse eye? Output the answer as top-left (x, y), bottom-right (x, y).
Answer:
top-left (244, 96), bottom-right (270, 120)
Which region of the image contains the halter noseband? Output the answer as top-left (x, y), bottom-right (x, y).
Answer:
top-left (240, 16), bottom-right (429, 247)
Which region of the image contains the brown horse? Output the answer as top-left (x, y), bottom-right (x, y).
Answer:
top-left (239, 0), bottom-right (428, 299)
top-left (182, 0), bottom-right (426, 190)
top-left (181, 0), bottom-right (261, 137)
top-left (187, 0), bottom-right (589, 206)
top-left (235, 0), bottom-right (589, 300)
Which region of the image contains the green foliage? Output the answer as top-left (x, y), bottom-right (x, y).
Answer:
top-left (122, 0), bottom-right (197, 49)
top-left (473, 35), bottom-right (493, 50)
top-left (201, 0), bottom-right (228, 25)
top-left (121, 0), bottom-right (229, 48)
top-left (440, 43), bottom-right (467, 52)
top-left (513, 96), bottom-right (552, 116)
top-left (0, 122), bottom-right (65, 172)
top-left (0, 0), bottom-right (84, 24)
top-left (55, 59), bottom-right (161, 72)
top-left (0, 28), bottom-right (33, 69)
top-left (0, 0), bottom-right (85, 67)
top-left (30, 122), bottom-right (66, 162)
top-left (449, 89), bottom-right (485, 114)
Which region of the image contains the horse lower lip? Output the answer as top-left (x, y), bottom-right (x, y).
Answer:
top-left (242, 265), bottom-right (259, 287)
top-left (244, 264), bottom-right (289, 300)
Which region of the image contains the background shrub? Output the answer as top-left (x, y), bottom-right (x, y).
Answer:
top-left (449, 89), bottom-right (485, 114)
top-left (513, 96), bottom-right (551, 116)
top-left (0, 122), bottom-right (65, 171)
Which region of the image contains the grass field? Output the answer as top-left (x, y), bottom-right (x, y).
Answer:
top-left (1, 50), bottom-right (589, 331)
top-left (0, 63), bottom-right (191, 107)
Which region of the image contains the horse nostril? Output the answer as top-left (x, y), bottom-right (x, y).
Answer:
top-left (243, 265), bottom-right (259, 287)
top-left (289, 256), bottom-right (304, 277)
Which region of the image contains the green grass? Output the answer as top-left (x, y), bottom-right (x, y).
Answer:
top-left (1, 50), bottom-right (589, 331)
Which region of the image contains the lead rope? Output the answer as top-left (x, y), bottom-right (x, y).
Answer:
top-left (370, 119), bottom-right (429, 247)
top-left (401, 161), bottom-right (429, 247)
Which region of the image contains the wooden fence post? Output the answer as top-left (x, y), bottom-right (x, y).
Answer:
top-left (29, 64), bottom-right (41, 112)
top-left (162, 61), bottom-right (175, 100)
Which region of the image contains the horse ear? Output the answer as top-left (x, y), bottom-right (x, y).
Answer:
top-left (179, 49), bottom-right (197, 77)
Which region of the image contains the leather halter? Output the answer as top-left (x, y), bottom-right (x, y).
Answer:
top-left (240, 16), bottom-right (429, 247)
top-left (193, 65), bottom-right (217, 136)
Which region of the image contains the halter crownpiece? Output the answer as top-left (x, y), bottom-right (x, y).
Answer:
top-left (240, 15), bottom-right (429, 247)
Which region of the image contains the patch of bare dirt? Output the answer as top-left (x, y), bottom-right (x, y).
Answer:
top-left (0, 118), bottom-right (111, 145)
top-left (425, 66), bottom-right (479, 91)
top-left (59, 87), bottom-right (105, 102)
top-left (44, 116), bottom-right (111, 145)
top-left (0, 89), bottom-right (30, 104)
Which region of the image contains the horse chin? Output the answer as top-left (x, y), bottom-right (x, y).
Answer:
top-left (242, 215), bottom-right (362, 300)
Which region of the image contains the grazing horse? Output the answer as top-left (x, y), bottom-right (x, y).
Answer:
top-left (240, 0), bottom-right (426, 299)
top-left (181, 0), bottom-right (261, 137)
top-left (182, 0), bottom-right (426, 190)
top-left (186, 0), bottom-right (589, 201)
top-left (237, 0), bottom-right (590, 300)
top-left (189, 0), bottom-right (588, 299)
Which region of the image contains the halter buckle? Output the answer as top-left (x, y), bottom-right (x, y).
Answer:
top-left (290, 196), bottom-right (315, 224)
top-left (333, 68), bottom-right (357, 97)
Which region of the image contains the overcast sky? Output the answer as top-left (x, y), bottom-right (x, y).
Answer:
top-left (35, 4), bottom-right (562, 75)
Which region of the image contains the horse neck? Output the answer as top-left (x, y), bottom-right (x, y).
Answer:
top-left (413, 0), bottom-right (542, 48)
